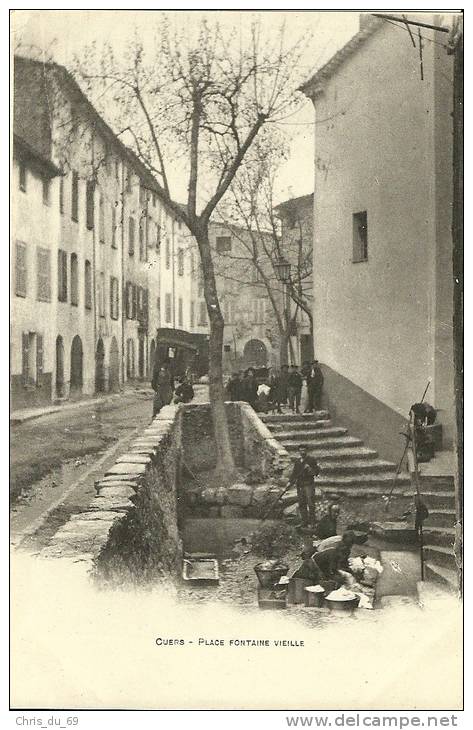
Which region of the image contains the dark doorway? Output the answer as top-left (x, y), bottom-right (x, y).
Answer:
top-left (138, 332), bottom-right (146, 380)
top-left (109, 337), bottom-right (120, 392)
top-left (95, 338), bottom-right (106, 393)
top-left (149, 338), bottom-right (156, 377)
top-left (55, 335), bottom-right (65, 398)
top-left (243, 338), bottom-right (268, 367)
top-left (70, 335), bottom-right (83, 397)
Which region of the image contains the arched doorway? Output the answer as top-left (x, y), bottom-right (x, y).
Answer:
top-left (70, 335), bottom-right (83, 397)
top-left (109, 337), bottom-right (120, 392)
top-left (55, 335), bottom-right (65, 398)
top-left (149, 338), bottom-right (156, 377)
top-left (95, 338), bottom-right (106, 393)
top-left (243, 338), bottom-right (268, 367)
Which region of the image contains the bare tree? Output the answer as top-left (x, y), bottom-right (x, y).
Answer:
top-left (74, 17), bottom-right (309, 471)
top-left (214, 134), bottom-right (313, 366)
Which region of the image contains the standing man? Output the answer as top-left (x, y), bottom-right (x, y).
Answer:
top-left (279, 364), bottom-right (290, 409)
top-left (288, 364), bottom-right (303, 414)
top-left (287, 444), bottom-right (320, 528)
top-left (306, 360), bottom-right (324, 413)
top-left (243, 367), bottom-right (258, 410)
top-left (151, 359), bottom-right (173, 417)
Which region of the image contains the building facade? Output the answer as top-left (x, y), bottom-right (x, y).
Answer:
top-left (12, 56), bottom-right (199, 410)
top-left (301, 15), bottom-right (455, 461)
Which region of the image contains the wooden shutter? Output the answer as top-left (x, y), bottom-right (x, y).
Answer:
top-left (36, 334), bottom-right (43, 385)
top-left (132, 284), bottom-right (137, 319)
top-left (16, 242), bottom-right (27, 297)
top-left (22, 333), bottom-right (29, 385)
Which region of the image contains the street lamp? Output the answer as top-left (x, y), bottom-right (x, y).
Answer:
top-left (275, 255), bottom-right (291, 284)
top-left (274, 256), bottom-right (293, 365)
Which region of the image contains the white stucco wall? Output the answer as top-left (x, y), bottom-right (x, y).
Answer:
top-left (311, 21), bottom-right (454, 429)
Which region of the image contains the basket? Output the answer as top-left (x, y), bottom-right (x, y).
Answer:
top-left (254, 563), bottom-right (289, 588)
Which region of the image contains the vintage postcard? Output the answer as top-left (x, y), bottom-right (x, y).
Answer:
top-left (9, 7), bottom-right (463, 715)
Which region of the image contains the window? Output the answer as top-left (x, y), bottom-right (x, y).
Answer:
top-left (19, 162), bottom-right (27, 192)
top-left (353, 210), bottom-right (368, 263)
top-left (110, 276), bottom-right (119, 319)
top-left (139, 217), bottom-right (146, 261)
top-left (165, 236), bottom-right (170, 269)
top-left (22, 332), bottom-right (43, 386)
top-left (98, 272), bottom-right (105, 317)
top-left (216, 236), bottom-right (232, 254)
top-left (42, 178), bottom-right (50, 206)
top-left (86, 180), bottom-right (95, 229)
top-left (115, 158), bottom-right (120, 182)
top-left (157, 296), bottom-right (161, 325)
top-left (128, 217), bottom-right (135, 256)
top-left (59, 176), bottom-right (64, 215)
top-left (126, 339), bottom-right (135, 379)
top-left (165, 293), bottom-right (172, 324)
top-left (111, 205), bottom-right (117, 248)
top-left (190, 300), bottom-right (195, 329)
top-left (15, 241), bottom-right (27, 297)
top-left (190, 252), bottom-right (195, 278)
top-left (99, 194), bottom-right (105, 243)
top-left (253, 298), bottom-right (265, 323)
top-left (36, 248), bottom-right (51, 302)
top-left (126, 282), bottom-right (133, 319)
top-left (71, 171), bottom-right (79, 221)
top-left (58, 249), bottom-right (68, 302)
top-left (178, 297), bottom-right (183, 327)
top-left (71, 253), bottom-right (79, 306)
top-left (198, 301), bottom-right (207, 326)
top-left (177, 248), bottom-right (184, 276)
top-left (84, 260), bottom-right (92, 309)
top-left (156, 223), bottom-right (161, 252)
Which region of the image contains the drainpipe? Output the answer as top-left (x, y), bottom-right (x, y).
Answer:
top-left (92, 139), bottom-right (97, 394)
top-left (172, 216), bottom-right (176, 329)
top-left (120, 158), bottom-right (125, 387)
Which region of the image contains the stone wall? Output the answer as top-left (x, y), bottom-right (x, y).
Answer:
top-left (40, 403), bottom-right (184, 586)
top-left (181, 401), bottom-right (245, 471)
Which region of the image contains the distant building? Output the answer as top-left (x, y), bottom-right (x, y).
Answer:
top-left (301, 15), bottom-right (455, 461)
top-left (274, 193), bottom-right (314, 365)
top-left (12, 56), bottom-right (199, 409)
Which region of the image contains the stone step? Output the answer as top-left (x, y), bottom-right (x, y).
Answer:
top-left (277, 426), bottom-right (348, 441)
top-left (416, 490), bottom-right (456, 510)
top-left (423, 526), bottom-right (456, 549)
top-left (282, 435), bottom-right (364, 451)
top-left (320, 459), bottom-right (396, 475)
top-left (424, 509), bottom-right (456, 528)
top-left (261, 411), bottom-right (330, 423)
top-left (268, 420), bottom-right (333, 433)
top-left (300, 446), bottom-right (379, 462)
top-left (318, 472), bottom-right (411, 488)
top-left (423, 544), bottom-right (457, 571)
top-left (423, 562), bottom-right (459, 592)
top-left (320, 485), bottom-right (413, 499)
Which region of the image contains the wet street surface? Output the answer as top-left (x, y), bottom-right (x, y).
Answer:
top-left (10, 390), bottom-right (154, 551)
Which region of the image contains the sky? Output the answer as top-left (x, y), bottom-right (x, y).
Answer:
top-left (12, 10), bottom-right (360, 204)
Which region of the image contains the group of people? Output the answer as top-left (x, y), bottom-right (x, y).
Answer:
top-left (225, 359), bottom-right (324, 415)
top-left (151, 360), bottom-right (195, 417)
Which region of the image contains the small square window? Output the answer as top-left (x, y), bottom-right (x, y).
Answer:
top-left (216, 236), bottom-right (232, 254)
top-left (352, 211), bottom-right (368, 263)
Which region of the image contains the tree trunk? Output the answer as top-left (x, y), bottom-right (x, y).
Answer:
top-left (195, 227), bottom-right (235, 472)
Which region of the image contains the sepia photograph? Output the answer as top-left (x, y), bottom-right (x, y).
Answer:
top-left (9, 6), bottom-right (463, 714)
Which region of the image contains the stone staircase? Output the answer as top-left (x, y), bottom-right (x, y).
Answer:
top-left (260, 411), bottom-right (411, 497)
top-left (418, 473), bottom-right (459, 592)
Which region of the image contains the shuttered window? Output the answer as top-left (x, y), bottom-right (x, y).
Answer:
top-left (178, 297), bottom-right (183, 327)
top-left (165, 236), bottom-right (170, 269)
top-left (128, 217), bottom-right (135, 256)
top-left (190, 300), bottom-right (195, 329)
top-left (99, 194), bottom-right (105, 243)
top-left (199, 301), bottom-right (207, 326)
top-left (71, 253), bottom-right (79, 305)
top-left (21, 332), bottom-right (42, 386)
top-left (165, 293), bottom-right (172, 324)
top-left (86, 180), bottom-right (95, 229)
top-left (71, 171), bottom-right (79, 221)
top-left (98, 272), bottom-right (105, 317)
top-left (177, 248), bottom-right (184, 276)
top-left (15, 241), bottom-right (27, 297)
top-left (84, 260), bottom-right (92, 309)
top-left (36, 248), bottom-right (51, 302)
top-left (59, 176), bottom-right (64, 215)
top-left (139, 217), bottom-right (145, 260)
top-left (110, 276), bottom-right (119, 320)
top-left (58, 249), bottom-right (68, 302)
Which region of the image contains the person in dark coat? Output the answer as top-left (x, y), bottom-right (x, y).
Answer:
top-left (151, 360), bottom-right (173, 417)
top-left (279, 364), bottom-right (289, 406)
top-left (305, 360), bottom-right (324, 413)
top-left (174, 376), bottom-right (194, 404)
top-left (288, 365), bottom-right (303, 414)
top-left (294, 531), bottom-right (355, 584)
top-left (316, 504), bottom-right (341, 540)
top-left (269, 369), bottom-right (283, 413)
top-left (225, 373), bottom-right (241, 401)
top-left (243, 367), bottom-right (258, 409)
top-left (287, 444), bottom-right (320, 527)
